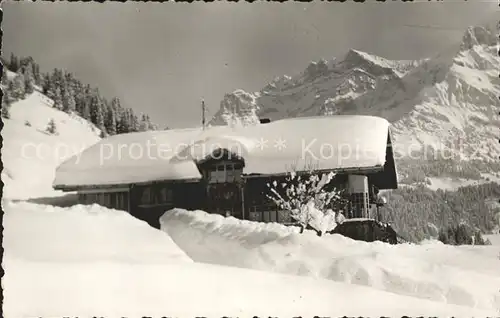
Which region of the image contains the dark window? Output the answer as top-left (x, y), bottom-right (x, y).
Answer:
top-left (207, 161), bottom-right (243, 184)
top-left (158, 187), bottom-right (173, 203)
top-left (140, 188), bottom-right (153, 205)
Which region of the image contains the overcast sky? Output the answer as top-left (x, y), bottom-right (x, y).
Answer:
top-left (3, 1), bottom-right (497, 128)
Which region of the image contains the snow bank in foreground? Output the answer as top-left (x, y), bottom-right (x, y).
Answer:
top-left (161, 209), bottom-right (500, 311)
top-left (6, 257), bottom-right (494, 318)
top-left (3, 201), bottom-right (192, 263)
top-left (6, 203), bottom-right (494, 317)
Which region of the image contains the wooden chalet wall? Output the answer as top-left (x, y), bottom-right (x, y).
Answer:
top-left (78, 188), bottom-right (131, 212)
top-left (129, 181), bottom-right (205, 228)
top-left (74, 159), bottom-right (386, 228)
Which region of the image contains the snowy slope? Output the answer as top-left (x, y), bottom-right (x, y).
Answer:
top-left (1, 91), bottom-right (101, 199)
top-left (3, 202), bottom-right (496, 317)
top-left (161, 209), bottom-right (500, 312)
top-left (210, 22), bottom-right (500, 163)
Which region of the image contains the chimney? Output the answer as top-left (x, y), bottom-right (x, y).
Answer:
top-left (259, 118), bottom-right (271, 124)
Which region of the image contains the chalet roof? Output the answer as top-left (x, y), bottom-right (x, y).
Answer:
top-left (53, 115), bottom-right (397, 190)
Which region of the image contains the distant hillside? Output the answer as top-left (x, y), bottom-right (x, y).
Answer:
top-left (2, 54), bottom-right (160, 138)
top-left (1, 55), bottom-right (164, 199)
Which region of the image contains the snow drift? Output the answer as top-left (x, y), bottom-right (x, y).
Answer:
top-left (160, 208), bottom-right (500, 311)
top-left (6, 202), bottom-right (494, 317)
top-left (3, 200), bottom-right (192, 264)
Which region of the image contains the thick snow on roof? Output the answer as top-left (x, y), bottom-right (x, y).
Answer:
top-left (54, 115), bottom-right (391, 187)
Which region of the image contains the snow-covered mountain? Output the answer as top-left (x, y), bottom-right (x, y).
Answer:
top-left (210, 22), bottom-right (500, 162)
top-left (1, 78), bottom-right (101, 200)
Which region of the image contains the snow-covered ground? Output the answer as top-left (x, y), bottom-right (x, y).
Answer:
top-left (426, 176), bottom-right (487, 191)
top-left (4, 202), bottom-right (498, 317)
top-left (485, 234), bottom-right (500, 246)
top-left (1, 92), bottom-right (101, 200)
top-left (161, 209), bottom-right (500, 312)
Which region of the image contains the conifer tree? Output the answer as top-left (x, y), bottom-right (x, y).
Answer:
top-left (46, 118), bottom-right (58, 135)
top-left (51, 68), bottom-right (64, 89)
top-left (53, 86), bottom-right (63, 110)
top-left (12, 74), bottom-right (26, 99)
top-left (2, 90), bottom-right (13, 119)
top-left (42, 73), bottom-right (51, 95)
top-left (138, 113), bottom-right (149, 132)
top-left (89, 94), bottom-right (106, 133)
top-left (104, 103), bottom-right (117, 135)
top-left (33, 63), bottom-right (42, 86)
top-left (111, 98), bottom-right (125, 133)
top-left (80, 97), bottom-right (92, 121)
top-left (23, 64), bottom-right (36, 95)
top-left (148, 116), bottom-right (159, 131)
top-left (129, 108), bottom-right (139, 132)
top-left (62, 85), bottom-right (76, 113)
top-left (76, 84), bottom-right (92, 119)
top-left (1, 71), bottom-right (9, 86)
top-left (119, 108), bottom-right (131, 133)
top-left (9, 53), bottom-right (19, 72)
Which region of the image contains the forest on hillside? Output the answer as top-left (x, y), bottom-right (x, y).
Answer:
top-left (382, 182), bottom-right (500, 242)
top-left (1, 53), bottom-right (160, 136)
top-left (397, 156), bottom-right (500, 184)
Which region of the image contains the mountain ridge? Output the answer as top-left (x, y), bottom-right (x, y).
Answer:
top-left (209, 22), bottom-right (500, 164)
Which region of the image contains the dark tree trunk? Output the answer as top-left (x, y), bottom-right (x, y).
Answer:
top-left (299, 223), bottom-right (306, 234)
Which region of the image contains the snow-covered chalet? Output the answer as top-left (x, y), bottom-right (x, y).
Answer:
top-left (53, 115), bottom-right (398, 228)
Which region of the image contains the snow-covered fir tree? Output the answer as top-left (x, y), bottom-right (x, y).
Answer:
top-left (138, 113), bottom-right (150, 132)
top-left (45, 118), bottom-right (58, 135)
top-left (9, 53), bottom-right (19, 72)
top-left (147, 115), bottom-right (159, 131)
top-left (128, 108), bottom-right (140, 132)
top-left (53, 86), bottom-right (63, 110)
top-left (23, 65), bottom-right (36, 95)
top-left (33, 63), bottom-right (42, 86)
top-left (2, 90), bottom-right (13, 119)
top-left (2, 71), bottom-right (10, 86)
top-left (11, 73), bottom-right (26, 99)
top-left (89, 94), bottom-right (106, 133)
top-left (62, 85), bottom-right (76, 113)
top-left (104, 103), bottom-right (117, 135)
top-left (118, 108), bottom-right (131, 134)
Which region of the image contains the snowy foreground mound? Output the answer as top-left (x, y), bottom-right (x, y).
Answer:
top-left (3, 201), bottom-right (192, 263)
top-left (4, 202), bottom-right (496, 317)
top-left (161, 209), bottom-right (500, 312)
